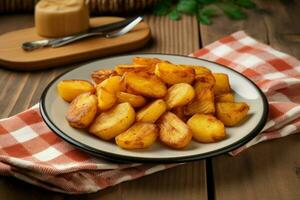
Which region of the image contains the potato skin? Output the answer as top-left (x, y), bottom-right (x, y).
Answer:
top-left (187, 114), bottom-right (226, 143)
top-left (213, 73), bottom-right (231, 95)
top-left (184, 87), bottom-right (215, 115)
top-left (194, 72), bottom-right (216, 90)
top-left (57, 80), bottom-right (95, 102)
top-left (216, 102), bottom-right (249, 126)
top-left (155, 62), bottom-right (195, 85)
top-left (136, 99), bottom-right (167, 123)
top-left (159, 112), bottom-right (192, 149)
top-left (96, 76), bottom-right (121, 111)
top-left (117, 92), bottom-right (146, 108)
top-left (165, 83), bottom-right (195, 109)
top-left (91, 69), bottom-right (117, 84)
top-left (215, 93), bottom-right (234, 102)
top-left (66, 92), bottom-right (98, 128)
top-left (89, 102), bottom-right (135, 140)
top-left (190, 65), bottom-right (211, 76)
top-left (132, 57), bottom-right (166, 69)
top-left (122, 71), bottom-right (167, 98)
top-left (115, 123), bottom-right (158, 149)
top-left (99, 76), bottom-right (122, 93)
top-left (171, 106), bottom-right (188, 122)
top-left (115, 64), bottom-right (151, 75)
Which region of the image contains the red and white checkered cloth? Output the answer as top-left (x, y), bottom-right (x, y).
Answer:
top-left (0, 31), bottom-right (299, 194)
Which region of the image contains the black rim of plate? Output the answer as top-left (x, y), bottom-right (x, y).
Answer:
top-left (40, 53), bottom-right (269, 163)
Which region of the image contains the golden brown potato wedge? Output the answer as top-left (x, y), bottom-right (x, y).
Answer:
top-left (132, 57), bottom-right (167, 72)
top-left (194, 72), bottom-right (216, 90)
top-left (165, 83), bottom-right (195, 109)
top-left (99, 76), bottom-right (122, 93)
top-left (122, 71), bottom-right (167, 98)
top-left (115, 122), bottom-right (158, 149)
top-left (215, 93), bottom-right (234, 102)
top-left (66, 92), bottom-right (98, 128)
top-left (96, 86), bottom-right (117, 111)
top-left (187, 114), bottom-right (226, 143)
top-left (136, 99), bottom-right (167, 123)
top-left (96, 76), bottom-right (122, 111)
top-left (117, 92), bottom-right (146, 108)
top-left (57, 80), bottom-right (95, 102)
top-left (171, 106), bottom-right (188, 122)
top-left (184, 101), bottom-right (215, 116)
top-left (89, 102), bottom-right (135, 140)
top-left (189, 65), bottom-right (211, 76)
top-left (115, 64), bottom-right (151, 75)
top-left (213, 73), bottom-right (231, 95)
top-left (184, 87), bottom-right (215, 115)
top-left (91, 69), bottom-right (117, 84)
top-left (158, 112), bottom-right (192, 149)
top-left (216, 102), bottom-right (249, 126)
top-left (155, 62), bottom-right (195, 85)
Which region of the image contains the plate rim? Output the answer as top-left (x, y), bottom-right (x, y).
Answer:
top-left (40, 53), bottom-right (269, 163)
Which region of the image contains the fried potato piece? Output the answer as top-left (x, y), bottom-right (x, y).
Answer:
top-left (190, 65), bottom-right (211, 76)
top-left (215, 93), bottom-right (234, 102)
top-left (213, 73), bottom-right (231, 95)
top-left (165, 83), bottom-right (195, 109)
top-left (91, 69), bottom-right (117, 84)
top-left (99, 76), bottom-right (121, 93)
top-left (115, 64), bottom-right (151, 75)
top-left (117, 92), bottom-right (146, 108)
top-left (171, 106), bottom-right (188, 122)
top-left (159, 112), bottom-right (192, 149)
top-left (132, 57), bottom-right (167, 71)
top-left (66, 92), bottom-right (98, 128)
top-left (96, 76), bottom-right (122, 111)
top-left (216, 102), bottom-right (249, 126)
top-left (184, 87), bottom-right (215, 115)
top-left (96, 87), bottom-right (116, 111)
top-left (194, 72), bottom-right (216, 90)
top-left (184, 101), bottom-right (215, 116)
top-left (136, 99), bottom-right (167, 123)
top-left (155, 62), bottom-right (195, 84)
top-left (122, 71), bottom-right (167, 98)
top-left (115, 123), bottom-right (158, 149)
top-left (89, 102), bottom-right (135, 140)
top-left (187, 114), bottom-right (226, 143)
top-left (57, 80), bottom-right (95, 102)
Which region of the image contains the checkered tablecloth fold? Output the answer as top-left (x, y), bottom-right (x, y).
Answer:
top-left (0, 31), bottom-right (299, 193)
top-left (190, 31), bottom-right (300, 155)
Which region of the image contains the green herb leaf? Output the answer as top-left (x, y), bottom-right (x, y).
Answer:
top-left (235, 0), bottom-right (256, 9)
top-left (177, 0), bottom-right (198, 15)
top-left (200, 7), bottom-right (217, 17)
top-left (153, 0), bottom-right (173, 16)
top-left (197, 0), bottom-right (216, 4)
top-left (218, 3), bottom-right (247, 20)
top-left (168, 9), bottom-right (182, 20)
top-left (198, 14), bottom-right (212, 25)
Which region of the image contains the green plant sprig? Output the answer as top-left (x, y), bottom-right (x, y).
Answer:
top-left (153, 0), bottom-right (257, 25)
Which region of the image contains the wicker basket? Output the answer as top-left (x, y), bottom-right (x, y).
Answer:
top-left (0, 0), bottom-right (161, 14)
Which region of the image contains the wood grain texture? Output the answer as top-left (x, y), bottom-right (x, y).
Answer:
top-left (212, 134), bottom-right (300, 200)
top-left (0, 17), bottom-right (151, 70)
top-left (0, 14), bottom-right (207, 200)
top-left (199, 1), bottom-right (300, 199)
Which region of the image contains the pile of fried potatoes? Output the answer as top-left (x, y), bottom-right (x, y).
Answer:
top-left (57, 57), bottom-right (250, 150)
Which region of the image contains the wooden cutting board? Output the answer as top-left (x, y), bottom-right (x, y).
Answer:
top-left (0, 17), bottom-right (151, 71)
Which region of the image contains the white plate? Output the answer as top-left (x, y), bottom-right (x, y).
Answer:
top-left (40, 54), bottom-right (268, 163)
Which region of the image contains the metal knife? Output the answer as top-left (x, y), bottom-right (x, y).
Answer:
top-left (22, 16), bottom-right (141, 51)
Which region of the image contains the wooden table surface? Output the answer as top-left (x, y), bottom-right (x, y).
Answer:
top-left (1, 1), bottom-right (300, 199)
